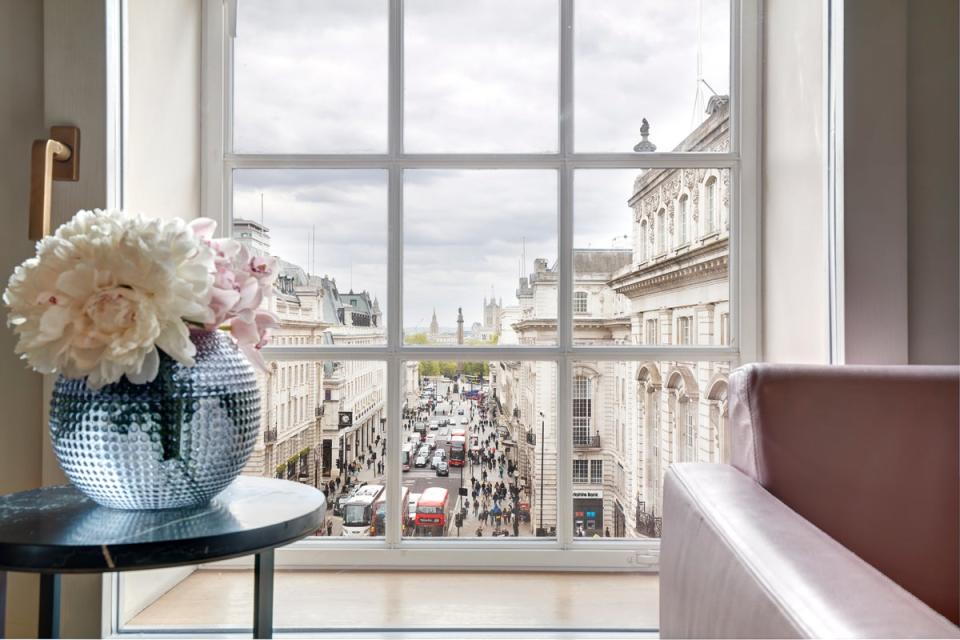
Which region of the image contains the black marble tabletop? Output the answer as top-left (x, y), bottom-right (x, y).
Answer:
top-left (0, 477), bottom-right (326, 573)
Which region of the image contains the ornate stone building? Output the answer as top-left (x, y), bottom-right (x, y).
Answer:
top-left (497, 97), bottom-right (731, 538)
top-left (235, 219), bottom-right (387, 486)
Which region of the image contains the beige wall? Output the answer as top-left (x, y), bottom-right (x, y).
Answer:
top-left (0, 0), bottom-right (47, 636)
top-left (843, 0), bottom-right (910, 365)
top-left (842, 0), bottom-right (959, 365)
top-left (906, 0), bottom-right (959, 365)
top-left (761, 0), bottom-right (829, 363)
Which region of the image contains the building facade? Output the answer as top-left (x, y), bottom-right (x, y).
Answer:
top-left (497, 98), bottom-right (731, 538)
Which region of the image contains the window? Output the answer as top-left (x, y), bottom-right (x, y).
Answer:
top-left (645, 318), bottom-right (658, 345)
top-left (704, 176), bottom-right (717, 234)
top-left (684, 402), bottom-right (697, 462)
top-left (656, 209), bottom-right (666, 254)
top-left (589, 459), bottom-right (603, 484)
top-left (572, 375), bottom-right (593, 446)
top-left (573, 291), bottom-right (588, 314)
top-left (677, 195), bottom-right (688, 245)
top-left (193, 0), bottom-right (757, 581)
top-left (638, 220), bottom-right (648, 262)
top-left (677, 316), bottom-right (692, 345)
top-left (573, 459), bottom-right (588, 483)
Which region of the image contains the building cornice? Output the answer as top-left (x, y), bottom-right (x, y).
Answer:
top-left (609, 237), bottom-right (729, 298)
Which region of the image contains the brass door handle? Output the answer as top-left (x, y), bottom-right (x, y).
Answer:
top-left (29, 126), bottom-right (80, 241)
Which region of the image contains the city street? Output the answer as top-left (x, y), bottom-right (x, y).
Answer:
top-left (323, 379), bottom-right (532, 537)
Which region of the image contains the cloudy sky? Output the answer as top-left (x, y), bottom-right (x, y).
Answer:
top-left (233, 0), bottom-right (729, 330)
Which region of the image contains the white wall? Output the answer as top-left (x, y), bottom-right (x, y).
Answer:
top-left (761, 0), bottom-right (829, 363)
top-left (118, 0), bottom-right (205, 626)
top-left (124, 0), bottom-right (202, 220)
top-left (906, 0), bottom-right (959, 365)
top-left (0, 1), bottom-right (47, 635)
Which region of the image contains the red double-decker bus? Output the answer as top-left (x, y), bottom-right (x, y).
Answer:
top-left (448, 435), bottom-right (466, 467)
top-left (414, 487), bottom-right (450, 537)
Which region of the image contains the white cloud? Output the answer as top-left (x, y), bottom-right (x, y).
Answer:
top-left (232, 0), bottom-right (731, 328)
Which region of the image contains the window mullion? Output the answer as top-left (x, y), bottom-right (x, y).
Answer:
top-left (557, 0), bottom-right (575, 548)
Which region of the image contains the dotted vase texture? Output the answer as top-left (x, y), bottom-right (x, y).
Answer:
top-left (50, 330), bottom-right (260, 510)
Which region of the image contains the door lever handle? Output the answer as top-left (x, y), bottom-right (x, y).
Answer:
top-left (29, 126), bottom-right (80, 241)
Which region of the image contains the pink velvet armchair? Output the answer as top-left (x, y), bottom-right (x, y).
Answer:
top-left (661, 364), bottom-right (959, 638)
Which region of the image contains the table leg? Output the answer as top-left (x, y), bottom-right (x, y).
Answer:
top-left (253, 550), bottom-right (274, 639)
top-left (1, 570), bottom-right (6, 639)
top-left (38, 574), bottom-right (60, 639)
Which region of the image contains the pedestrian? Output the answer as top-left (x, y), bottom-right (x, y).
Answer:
top-left (605, 527), bottom-right (611, 538)
top-left (326, 520), bottom-right (333, 536)
top-left (512, 517), bottom-right (519, 537)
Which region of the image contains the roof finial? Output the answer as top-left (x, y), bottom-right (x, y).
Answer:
top-left (633, 118), bottom-right (657, 152)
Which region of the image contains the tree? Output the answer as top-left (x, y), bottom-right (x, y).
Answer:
top-left (406, 332), bottom-right (429, 345)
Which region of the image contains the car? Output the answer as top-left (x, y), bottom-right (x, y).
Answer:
top-left (438, 427), bottom-right (450, 437)
top-left (418, 445), bottom-right (431, 457)
top-left (430, 449), bottom-right (446, 469)
top-left (425, 434), bottom-right (436, 449)
top-left (414, 454), bottom-right (428, 468)
top-left (458, 408), bottom-right (465, 415)
top-left (435, 460), bottom-right (449, 476)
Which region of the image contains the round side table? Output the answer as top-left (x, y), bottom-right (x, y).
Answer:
top-left (0, 477), bottom-right (325, 639)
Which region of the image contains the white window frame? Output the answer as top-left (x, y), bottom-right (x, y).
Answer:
top-left (200, 0), bottom-right (760, 572)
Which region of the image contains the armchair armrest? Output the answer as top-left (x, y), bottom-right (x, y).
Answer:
top-left (660, 464), bottom-right (959, 639)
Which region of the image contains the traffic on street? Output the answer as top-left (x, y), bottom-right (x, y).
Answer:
top-left (320, 374), bottom-right (533, 537)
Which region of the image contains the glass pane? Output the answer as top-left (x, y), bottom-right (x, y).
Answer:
top-left (574, 0), bottom-right (731, 152)
top-left (568, 360), bottom-right (730, 539)
top-left (238, 358), bottom-right (388, 538)
top-left (403, 170), bottom-right (557, 345)
top-left (404, 0), bottom-right (558, 152)
top-left (234, 0), bottom-right (388, 153)
top-left (573, 168), bottom-right (731, 346)
top-left (403, 361), bottom-right (558, 539)
top-left (233, 169), bottom-right (388, 344)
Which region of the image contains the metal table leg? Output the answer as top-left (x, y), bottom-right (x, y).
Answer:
top-left (38, 574), bottom-right (60, 639)
top-left (1, 571), bottom-right (6, 639)
top-left (253, 550), bottom-right (274, 639)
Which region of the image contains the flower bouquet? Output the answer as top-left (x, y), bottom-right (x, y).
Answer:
top-left (4, 209), bottom-right (280, 509)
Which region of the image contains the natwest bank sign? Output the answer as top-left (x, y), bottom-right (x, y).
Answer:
top-left (572, 489), bottom-right (602, 499)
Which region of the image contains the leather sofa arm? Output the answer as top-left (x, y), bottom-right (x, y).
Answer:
top-left (660, 464), bottom-right (959, 639)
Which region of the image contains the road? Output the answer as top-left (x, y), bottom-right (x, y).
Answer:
top-left (324, 384), bottom-right (531, 537)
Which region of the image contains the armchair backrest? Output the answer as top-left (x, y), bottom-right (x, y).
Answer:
top-left (729, 364), bottom-right (959, 624)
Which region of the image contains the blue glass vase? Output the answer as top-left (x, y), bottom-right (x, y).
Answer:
top-left (50, 330), bottom-right (260, 510)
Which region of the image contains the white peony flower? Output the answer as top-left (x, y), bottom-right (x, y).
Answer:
top-left (3, 209), bottom-right (215, 389)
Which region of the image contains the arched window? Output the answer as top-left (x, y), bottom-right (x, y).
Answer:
top-left (639, 220), bottom-right (648, 262)
top-left (704, 177), bottom-right (717, 234)
top-left (678, 195), bottom-right (688, 245)
top-left (572, 375), bottom-right (592, 446)
top-left (683, 399), bottom-right (697, 462)
top-left (573, 291), bottom-right (588, 314)
top-left (656, 209), bottom-right (665, 254)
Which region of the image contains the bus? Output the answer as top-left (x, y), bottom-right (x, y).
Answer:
top-left (371, 486), bottom-right (410, 536)
top-left (340, 484), bottom-right (385, 536)
top-left (451, 427), bottom-right (467, 439)
top-left (448, 435), bottom-right (466, 467)
top-left (401, 442), bottom-right (415, 471)
top-left (414, 487), bottom-right (450, 537)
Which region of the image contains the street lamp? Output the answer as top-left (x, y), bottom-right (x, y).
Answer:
top-left (538, 410), bottom-right (545, 536)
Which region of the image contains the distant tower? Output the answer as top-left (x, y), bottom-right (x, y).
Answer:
top-left (429, 308), bottom-right (439, 337)
top-left (456, 307), bottom-right (464, 345)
